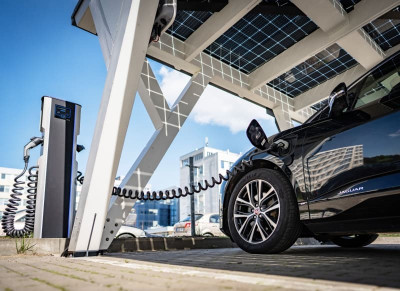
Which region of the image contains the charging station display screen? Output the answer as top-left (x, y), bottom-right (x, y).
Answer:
top-left (55, 105), bottom-right (72, 121)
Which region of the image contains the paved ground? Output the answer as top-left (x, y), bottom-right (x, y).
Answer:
top-left (0, 244), bottom-right (399, 290)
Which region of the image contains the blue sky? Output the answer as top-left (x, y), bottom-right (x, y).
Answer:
top-left (0, 0), bottom-right (278, 189)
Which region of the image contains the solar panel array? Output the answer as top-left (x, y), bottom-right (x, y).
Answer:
top-left (165, 0), bottom-right (400, 102)
top-left (204, 12), bottom-right (317, 73)
top-left (363, 6), bottom-right (400, 51)
top-left (268, 44), bottom-right (358, 97)
top-left (167, 11), bottom-right (212, 41)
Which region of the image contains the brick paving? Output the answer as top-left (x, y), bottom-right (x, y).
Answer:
top-left (0, 244), bottom-right (399, 290)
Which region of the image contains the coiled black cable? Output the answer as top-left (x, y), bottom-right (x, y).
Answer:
top-left (112, 159), bottom-right (255, 201)
top-left (76, 171), bottom-right (84, 185)
top-left (1, 164), bottom-right (39, 237)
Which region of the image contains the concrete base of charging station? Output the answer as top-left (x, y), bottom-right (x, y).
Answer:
top-left (0, 237), bottom-right (323, 256)
top-left (0, 238), bottom-right (69, 256)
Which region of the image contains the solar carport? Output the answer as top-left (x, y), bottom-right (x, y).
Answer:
top-left (67, 0), bottom-right (400, 256)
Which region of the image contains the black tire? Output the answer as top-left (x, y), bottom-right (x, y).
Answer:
top-left (203, 233), bottom-right (214, 237)
top-left (330, 234), bottom-right (378, 248)
top-left (227, 168), bottom-right (301, 254)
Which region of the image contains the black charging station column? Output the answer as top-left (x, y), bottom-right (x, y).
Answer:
top-left (33, 96), bottom-right (81, 238)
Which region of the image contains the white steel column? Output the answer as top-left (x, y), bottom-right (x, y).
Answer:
top-left (69, 0), bottom-right (158, 255)
top-left (273, 106), bottom-right (293, 132)
top-left (99, 61), bottom-right (211, 251)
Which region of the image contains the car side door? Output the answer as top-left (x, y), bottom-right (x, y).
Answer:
top-left (303, 53), bottom-right (400, 219)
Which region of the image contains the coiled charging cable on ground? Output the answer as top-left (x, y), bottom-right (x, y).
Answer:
top-left (1, 164), bottom-right (39, 237)
top-left (1, 137), bottom-right (42, 238)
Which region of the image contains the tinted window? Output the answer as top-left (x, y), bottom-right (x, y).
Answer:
top-left (354, 54), bottom-right (400, 110)
top-left (209, 215), bottom-right (220, 223)
top-left (182, 214), bottom-right (203, 222)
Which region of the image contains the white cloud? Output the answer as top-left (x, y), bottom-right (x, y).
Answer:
top-left (159, 66), bottom-right (190, 106)
top-left (158, 65), bottom-right (273, 134)
top-left (389, 129), bottom-right (400, 137)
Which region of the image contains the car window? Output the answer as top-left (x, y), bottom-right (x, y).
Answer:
top-left (354, 54), bottom-right (400, 110)
top-left (182, 214), bottom-right (203, 222)
top-left (209, 215), bottom-right (220, 223)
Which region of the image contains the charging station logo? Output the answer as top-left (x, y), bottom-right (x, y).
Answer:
top-left (55, 105), bottom-right (72, 121)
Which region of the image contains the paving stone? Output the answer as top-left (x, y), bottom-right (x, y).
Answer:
top-left (0, 244), bottom-right (399, 290)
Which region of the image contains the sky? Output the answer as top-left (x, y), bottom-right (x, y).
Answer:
top-left (0, 0), bottom-right (279, 190)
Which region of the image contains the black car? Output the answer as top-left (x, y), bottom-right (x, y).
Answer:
top-left (220, 50), bottom-right (400, 254)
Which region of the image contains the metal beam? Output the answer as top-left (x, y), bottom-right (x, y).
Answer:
top-left (184, 0), bottom-right (261, 62)
top-left (138, 62), bottom-right (171, 130)
top-left (99, 68), bottom-right (211, 251)
top-left (249, 0), bottom-right (400, 90)
top-left (273, 106), bottom-right (293, 131)
top-left (68, 0), bottom-right (158, 255)
top-left (149, 33), bottom-right (314, 123)
top-left (293, 0), bottom-right (385, 71)
top-left (291, 0), bottom-right (347, 32)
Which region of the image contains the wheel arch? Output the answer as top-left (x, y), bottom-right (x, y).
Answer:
top-left (222, 159), bottom-right (292, 238)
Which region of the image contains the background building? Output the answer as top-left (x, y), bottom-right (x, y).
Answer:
top-left (179, 146), bottom-right (241, 220)
top-left (132, 196), bottom-right (179, 230)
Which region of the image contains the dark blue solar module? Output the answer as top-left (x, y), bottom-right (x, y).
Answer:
top-left (165, 0), bottom-right (366, 98)
top-left (268, 44), bottom-right (358, 97)
top-left (204, 11), bottom-right (318, 74)
top-left (167, 10), bottom-right (213, 41)
top-left (339, 0), bottom-right (362, 12)
top-left (363, 6), bottom-right (400, 51)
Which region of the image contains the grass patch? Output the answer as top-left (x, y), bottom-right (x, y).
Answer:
top-left (32, 277), bottom-right (68, 291)
top-left (15, 235), bottom-right (36, 254)
top-left (379, 233), bottom-right (400, 237)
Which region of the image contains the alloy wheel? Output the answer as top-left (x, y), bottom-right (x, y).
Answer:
top-left (233, 179), bottom-right (280, 244)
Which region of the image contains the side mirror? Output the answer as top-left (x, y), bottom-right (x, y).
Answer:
top-left (246, 119), bottom-right (269, 150)
top-left (328, 82), bottom-right (348, 118)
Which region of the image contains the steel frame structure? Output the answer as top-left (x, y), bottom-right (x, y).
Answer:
top-left (69, 0), bottom-right (400, 255)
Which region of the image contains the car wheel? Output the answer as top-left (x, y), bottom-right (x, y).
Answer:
top-left (116, 233), bottom-right (136, 239)
top-left (228, 168), bottom-right (301, 254)
top-left (203, 232), bottom-right (214, 237)
top-left (330, 234), bottom-right (378, 248)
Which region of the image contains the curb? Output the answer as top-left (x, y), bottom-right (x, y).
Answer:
top-left (107, 237), bottom-right (237, 253)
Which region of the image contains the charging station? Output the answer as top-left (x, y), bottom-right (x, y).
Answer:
top-left (34, 97), bottom-right (81, 238)
top-left (1, 96), bottom-right (81, 239)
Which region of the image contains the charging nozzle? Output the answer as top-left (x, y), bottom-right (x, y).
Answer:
top-left (24, 137), bottom-right (43, 162)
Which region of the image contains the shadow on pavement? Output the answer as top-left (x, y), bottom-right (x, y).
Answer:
top-left (107, 244), bottom-right (400, 288)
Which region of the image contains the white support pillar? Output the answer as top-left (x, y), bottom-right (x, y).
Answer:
top-left (99, 62), bottom-right (211, 251)
top-left (273, 106), bottom-right (293, 132)
top-left (68, 0), bottom-right (158, 255)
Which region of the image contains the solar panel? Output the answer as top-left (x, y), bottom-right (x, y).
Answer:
top-left (268, 44), bottom-right (358, 97)
top-left (363, 6), bottom-right (400, 51)
top-left (167, 10), bottom-right (213, 41)
top-left (164, 0), bottom-right (365, 99)
top-left (204, 10), bottom-right (317, 74)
